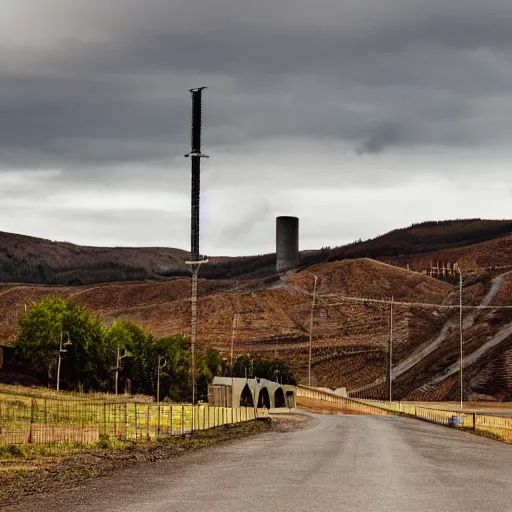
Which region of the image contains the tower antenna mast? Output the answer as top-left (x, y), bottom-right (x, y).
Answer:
top-left (185, 87), bottom-right (209, 424)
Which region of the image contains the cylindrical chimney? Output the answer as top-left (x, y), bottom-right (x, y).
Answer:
top-left (276, 216), bottom-right (299, 273)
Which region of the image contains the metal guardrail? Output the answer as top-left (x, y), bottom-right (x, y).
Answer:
top-left (355, 399), bottom-right (512, 442)
top-left (295, 389), bottom-right (512, 442)
top-left (296, 386), bottom-right (388, 415)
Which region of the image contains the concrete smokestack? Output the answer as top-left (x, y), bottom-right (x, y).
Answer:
top-left (276, 216), bottom-right (299, 273)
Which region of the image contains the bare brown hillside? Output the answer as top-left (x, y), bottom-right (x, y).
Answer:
top-left (386, 234), bottom-right (512, 273)
top-left (0, 231), bottom-right (190, 285)
top-left (0, 259), bottom-right (463, 397)
top-left (1, 254), bottom-right (512, 401)
top-left (2, 219), bottom-right (512, 284)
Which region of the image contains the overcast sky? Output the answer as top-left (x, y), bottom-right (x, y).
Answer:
top-left (2, 1), bottom-right (512, 255)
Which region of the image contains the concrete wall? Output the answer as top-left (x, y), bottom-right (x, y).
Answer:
top-left (276, 216), bottom-right (299, 273)
top-left (210, 377), bottom-right (296, 409)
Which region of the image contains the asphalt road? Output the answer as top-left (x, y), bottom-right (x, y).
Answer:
top-left (6, 414), bottom-right (512, 512)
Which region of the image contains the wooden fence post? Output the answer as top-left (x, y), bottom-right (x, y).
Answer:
top-left (134, 403), bottom-right (138, 440)
top-left (146, 406), bottom-right (150, 440)
top-left (28, 398), bottom-right (35, 444)
top-left (103, 402), bottom-right (107, 436)
top-left (125, 403), bottom-right (128, 438)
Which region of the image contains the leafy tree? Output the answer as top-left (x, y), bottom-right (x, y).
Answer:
top-left (15, 297), bottom-right (68, 384)
top-left (153, 334), bottom-right (190, 401)
top-left (197, 348), bottom-right (226, 401)
top-left (233, 354), bottom-right (296, 385)
top-left (106, 320), bottom-right (154, 395)
top-left (15, 297), bottom-right (228, 398)
top-left (256, 358), bottom-right (296, 385)
top-left (14, 297), bottom-right (107, 390)
top-left (64, 302), bottom-right (107, 390)
top-left (233, 354), bottom-right (253, 379)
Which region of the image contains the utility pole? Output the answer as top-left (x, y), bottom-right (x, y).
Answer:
top-left (184, 87), bottom-right (209, 432)
top-left (114, 345), bottom-right (130, 395)
top-left (156, 355), bottom-right (167, 404)
top-left (459, 269), bottom-right (463, 409)
top-left (230, 281), bottom-right (239, 378)
top-left (56, 331), bottom-right (71, 391)
top-left (115, 345), bottom-right (120, 396)
top-left (308, 275), bottom-right (318, 386)
top-left (388, 296), bottom-right (393, 403)
top-left (230, 313), bottom-right (238, 377)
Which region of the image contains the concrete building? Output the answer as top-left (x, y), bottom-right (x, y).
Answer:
top-left (276, 216), bottom-right (299, 273)
top-left (208, 377), bottom-right (296, 409)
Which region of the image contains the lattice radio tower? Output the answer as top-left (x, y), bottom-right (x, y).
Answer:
top-left (185, 87), bottom-right (209, 411)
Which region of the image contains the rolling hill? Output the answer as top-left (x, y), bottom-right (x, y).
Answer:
top-left (2, 219), bottom-right (512, 401)
top-left (1, 218), bottom-right (511, 284)
top-left (0, 231), bottom-right (190, 285)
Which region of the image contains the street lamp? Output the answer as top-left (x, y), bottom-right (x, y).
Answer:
top-left (113, 346), bottom-right (131, 395)
top-left (56, 331), bottom-right (71, 391)
top-left (156, 355), bottom-right (167, 404)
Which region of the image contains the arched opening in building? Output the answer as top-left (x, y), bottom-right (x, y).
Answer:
top-left (240, 384), bottom-right (254, 407)
top-left (286, 391), bottom-right (295, 408)
top-left (257, 387), bottom-right (271, 409)
top-left (274, 388), bottom-right (286, 408)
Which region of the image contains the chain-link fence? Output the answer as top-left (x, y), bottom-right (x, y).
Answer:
top-left (0, 395), bottom-right (267, 445)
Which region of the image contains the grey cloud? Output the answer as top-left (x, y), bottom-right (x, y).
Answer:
top-left (217, 196), bottom-right (272, 244)
top-left (2, 2), bottom-right (512, 172)
top-left (1, 1), bottom-right (512, 253)
top-left (357, 123), bottom-right (405, 154)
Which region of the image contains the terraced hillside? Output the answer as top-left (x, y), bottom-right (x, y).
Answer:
top-left (2, 219), bottom-right (512, 400)
top-left (5, 258), bottom-right (510, 401)
top-left (386, 234), bottom-right (512, 273)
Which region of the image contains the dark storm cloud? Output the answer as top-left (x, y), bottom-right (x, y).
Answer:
top-left (2, 1), bottom-right (512, 253)
top-left (0, 73), bottom-right (190, 169)
top-left (3, 0), bottom-right (512, 173)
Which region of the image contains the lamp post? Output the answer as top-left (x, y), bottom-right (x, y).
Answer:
top-left (156, 355), bottom-right (167, 404)
top-left (114, 346), bottom-right (130, 396)
top-left (56, 331), bottom-right (71, 391)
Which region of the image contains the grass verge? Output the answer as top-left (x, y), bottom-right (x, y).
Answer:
top-left (0, 417), bottom-right (303, 505)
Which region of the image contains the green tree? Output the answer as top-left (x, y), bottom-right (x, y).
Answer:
top-left (153, 334), bottom-right (190, 401)
top-left (105, 320), bottom-right (154, 395)
top-left (233, 354), bottom-right (296, 385)
top-left (233, 354), bottom-right (252, 379)
top-left (15, 297), bottom-right (107, 390)
top-left (197, 348), bottom-right (226, 401)
top-left (15, 297), bottom-right (68, 385)
top-left (64, 302), bottom-right (107, 390)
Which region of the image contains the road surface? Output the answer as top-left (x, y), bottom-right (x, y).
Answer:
top-left (6, 414), bottom-right (512, 511)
